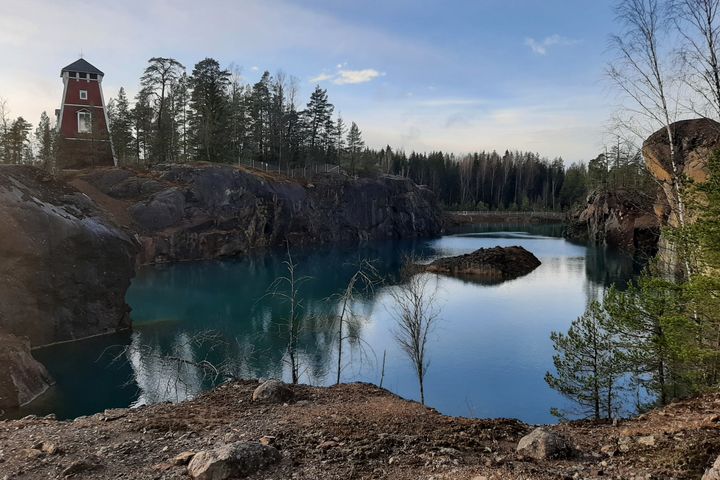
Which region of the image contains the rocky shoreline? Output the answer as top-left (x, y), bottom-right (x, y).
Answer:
top-left (0, 380), bottom-right (718, 479)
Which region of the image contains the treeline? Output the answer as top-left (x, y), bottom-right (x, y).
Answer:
top-left (0, 100), bottom-right (54, 168)
top-left (107, 57), bottom-right (366, 172)
top-left (1, 54), bottom-right (651, 211)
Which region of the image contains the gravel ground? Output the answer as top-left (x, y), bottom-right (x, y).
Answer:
top-left (0, 381), bottom-right (719, 479)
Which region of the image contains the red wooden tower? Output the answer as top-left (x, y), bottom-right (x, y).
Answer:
top-left (56, 58), bottom-right (115, 168)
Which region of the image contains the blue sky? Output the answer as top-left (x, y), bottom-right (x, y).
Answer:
top-left (1, 0), bottom-right (620, 162)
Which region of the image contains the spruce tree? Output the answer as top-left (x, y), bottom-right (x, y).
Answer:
top-left (346, 122), bottom-right (364, 176)
top-left (34, 111), bottom-right (53, 170)
top-left (108, 88), bottom-right (134, 165)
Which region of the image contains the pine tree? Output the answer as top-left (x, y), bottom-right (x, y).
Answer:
top-left (346, 122), bottom-right (364, 176)
top-left (546, 300), bottom-right (622, 420)
top-left (189, 58), bottom-right (231, 163)
top-left (248, 71), bottom-right (271, 162)
top-left (140, 57), bottom-right (185, 163)
top-left (172, 73), bottom-right (191, 162)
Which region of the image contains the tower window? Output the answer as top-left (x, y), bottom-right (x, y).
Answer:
top-left (79, 90), bottom-right (88, 100)
top-left (78, 111), bottom-right (92, 133)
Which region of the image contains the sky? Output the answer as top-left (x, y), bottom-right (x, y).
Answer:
top-left (0, 0), bottom-right (622, 163)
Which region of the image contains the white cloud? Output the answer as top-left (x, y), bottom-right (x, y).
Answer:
top-left (524, 34), bottom-right (580, 55)
top-left (250, 66), bottom-right (259, 72)
top-left (310, 67), bottom-right (384, 85)
top-left (334, 69), bottom-right (382, 85)
top-left (310, 72), bottom-right (334, 83)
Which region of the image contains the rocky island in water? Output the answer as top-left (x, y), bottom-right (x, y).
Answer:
top-left (414, 245), bottom-right (541, 284)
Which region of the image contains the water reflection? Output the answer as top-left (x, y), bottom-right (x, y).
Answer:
top-left (11, 225), bottom-right (641, 423)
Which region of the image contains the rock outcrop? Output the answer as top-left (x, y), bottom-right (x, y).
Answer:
top-left (565, 119), bottom-right (720, 254)
top-left (564, 190), bottom-right (660, 253)
top-left (643, 118), bottom-right (720, 227)
top-left (0, 334), bottom-right (53, 409)
top-left (415, 246), bottom-right (541, 283)
top-left (0, 165), bottom-right (138, 346)
top-left (74, 164), bottom-right (443, 264)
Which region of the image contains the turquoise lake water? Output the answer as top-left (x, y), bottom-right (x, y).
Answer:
top-left (13, 225), bottom-right (641, 424)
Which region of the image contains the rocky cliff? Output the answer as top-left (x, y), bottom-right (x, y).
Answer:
top-left (565, 190), bottom-right (660, 253)
top-left (0, 334), bottom-right (54, 410)
top-left (71, 164), bottom-right (443, 264)
top-left (642, 118), bottom-right (720, 227)
top-left (0, 166), bottom-right (138, 346)
top-left (566, 119), bottom-right (720, 254)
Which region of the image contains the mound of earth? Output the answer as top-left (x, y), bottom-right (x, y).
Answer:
top-left (417, 245), bottom-right (541, 283)
top-left (0, 381), bottom-right (719, 479)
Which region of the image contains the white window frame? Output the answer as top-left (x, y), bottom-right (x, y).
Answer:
top-left (77, 110), bottom-right (92, 133)
top-left (79, 90), bottom-right (88, 100)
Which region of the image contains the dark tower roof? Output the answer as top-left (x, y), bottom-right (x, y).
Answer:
top-left (60, 58), bottom-right (104, 77)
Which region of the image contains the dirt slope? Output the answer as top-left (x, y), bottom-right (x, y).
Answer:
top-left (1, 382), bottom-right (719, 479)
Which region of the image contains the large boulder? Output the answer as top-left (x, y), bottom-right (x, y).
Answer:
top-left (643, 118), bottom-right (720, 227)
top-left (416, 246), bottom-right (541, 284)
top-left (0, 166), bottom-right (138, 346)
top-left (78, 164), bottom-right (443, 264)
top-left (252, 379), bottom-right (294, 403)
top-left (516, 428), bottom-right (571, 460)
top-left (187, 442), bottom-right (281, 480)
top-left (0, 334), bottom-right (53, 409)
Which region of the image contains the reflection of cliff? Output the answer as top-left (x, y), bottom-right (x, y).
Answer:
top-left (584, 245), bottom-right (644, 291)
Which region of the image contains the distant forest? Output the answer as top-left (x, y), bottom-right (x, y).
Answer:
top-left (0, 56), bottom-right (650, 210)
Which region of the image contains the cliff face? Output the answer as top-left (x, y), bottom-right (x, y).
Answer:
top-left (0, 166), bottom-right (139, 346)
top-left (565, 190), bottom-right (660, 253)
top-left (75, 164), bottom-right (443, 264)
top-left (642, 118), bottom-right (720, 227)
top-left (0, 334), bottom-right (53, 409)
top-left (566, 119), bottom-right (720, 254)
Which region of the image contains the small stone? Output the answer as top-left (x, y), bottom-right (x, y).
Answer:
top-left (318, 440), bottom-right (338, 450)
top-left (40, 442), bottom-right (59, 455)
top-left (24, 448), bottom-right (45, 460)
top-left (61, 459), bottom-right (99, 477)
top-left (259, 436), bottom-right (276, 446)
top-left (173, 451), bottom-right (196, 466)
top-left (636, 435), bottom-right (656, 447)
top-left (618, 436), bottom-right (633, 453)
top-left (600, 444), bottom-right (617, 457)
top-left (703, 455), bottom-right (720, 480)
